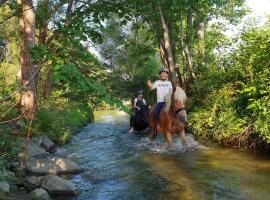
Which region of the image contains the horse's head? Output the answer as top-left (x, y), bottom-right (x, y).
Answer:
top-left (165, 87), bottom-right (187, 123)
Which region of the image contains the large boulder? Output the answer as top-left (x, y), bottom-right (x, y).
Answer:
top-left (33, 136), bottom-right (58, 153)
top-left (41, 175), bottom-right (77, 195)
top-left (0, 181), bottom-right (10, 195)
top-left (31, 188), bottom-right (52, 200)
top-left (26, 158), bottom-right (83, 175)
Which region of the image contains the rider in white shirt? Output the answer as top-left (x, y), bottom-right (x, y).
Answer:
top-left (147, 67), bottom-right (172, 130)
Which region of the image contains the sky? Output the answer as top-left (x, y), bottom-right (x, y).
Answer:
top-left (246, 0), bottom-right (270, 17)
top-left (219, 0), bottom-right (270, 37)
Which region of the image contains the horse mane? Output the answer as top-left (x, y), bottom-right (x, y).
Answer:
top-left (164, 87), bottom-right (186, 112)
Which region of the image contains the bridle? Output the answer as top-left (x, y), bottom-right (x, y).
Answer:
top-left (175, 107), bottom-right (186, 114)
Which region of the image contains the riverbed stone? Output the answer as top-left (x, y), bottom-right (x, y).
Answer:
top-left (31, 188), bottom-right (52, 200)
top-left (41, 175), bottom-right (77, 195)
top-left (0, 181), bottom-right (10, 194)
top-left (26, 158), bottom-right (83, 175)
top-left (33, 135), bottom-right (58, 153)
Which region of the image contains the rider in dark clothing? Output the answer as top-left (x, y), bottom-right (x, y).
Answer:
top-left (129, 89), bottom-right (147, 133)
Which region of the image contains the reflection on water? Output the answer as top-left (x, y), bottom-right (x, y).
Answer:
top-left (93, 110), bottom-right (129, 123)
top-left (55, 110), bottom-right (270, 200)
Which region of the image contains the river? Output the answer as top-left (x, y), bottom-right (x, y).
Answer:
top-left (55, 110), bottom-right (270, 200)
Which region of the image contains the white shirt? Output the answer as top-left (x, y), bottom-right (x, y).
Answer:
top-left (152, 80), bottom-right (172, 102)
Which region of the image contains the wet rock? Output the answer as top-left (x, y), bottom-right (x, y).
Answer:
top-left (41, 175), bottom-right (77, 195)
top-left (31, 188), bottom-right (52, 200)
top-left (0, 181), bottom-right (10, 194)
top-left (26, 158), bottom-right (83, 175)
top-left (33, 135), bottom-right (58, 153)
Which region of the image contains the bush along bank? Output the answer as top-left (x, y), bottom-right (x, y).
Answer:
top-left (32, 98), bottom-right (94, 145)
top-left (188, 25), bottom-right (270, 152)
top-left (189, 83), bottom-right (270, 152)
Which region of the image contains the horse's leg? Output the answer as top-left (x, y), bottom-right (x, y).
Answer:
top-left (179, 129), bottom-right (188, 150)
top-left (149, 128), bottom-right (155, 141)
top-left (165, 131), bottom-right (173, 151)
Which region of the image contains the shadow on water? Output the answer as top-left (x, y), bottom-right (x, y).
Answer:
top-left (54, 110), bottom-right (270, 200)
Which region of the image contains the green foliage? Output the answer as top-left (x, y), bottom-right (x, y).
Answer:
top-left (32, 96), bottom-right (93, 145)
top-left (99, 21), bottom-right (160, 105)
top-left (0, 128), bottom-right (22, 173)
top-left (234, 24), bottom-right (270, 143)
top-left (0, 7), bottom-right (20, 168)
top-left (189, 23), bottom-right (270, 148)
top-left (189, 85), bottom-right (247, 142)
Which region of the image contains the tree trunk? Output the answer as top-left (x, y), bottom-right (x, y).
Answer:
top-left (186, 6), bottom-right (193, 75)
top-left (41, 0), bottom-right (74, 98)
top-left (179, 12), bottom-right (188, 91)
top-left (159, 41), bottom-right (168, 67)
top-left (186, 6), bottom-right (198, 88)
top-left (38, 0), bottom-right (49, 45)
top-left (156, 3), bottom-right (179, 86)
top-left (197, 22), bottom-right (205, 64)
top-left (36, 0), bottom-right (52, 99)
top-left (18, 0), bottom-right (37, 124)
top-left (43, 68), bottom-right (53, 98)
top-left (187, 7), bottom-right (193, 56)
top-left (154, 17), bottom-right (168, 68)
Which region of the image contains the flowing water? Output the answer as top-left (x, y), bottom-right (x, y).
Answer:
top-left (56, 110), bottom-right (270, 200)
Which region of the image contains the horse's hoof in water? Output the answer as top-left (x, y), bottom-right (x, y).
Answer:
top-left (167, 146), bottom-right (173, 152)
top-left (149, 135), bottom-right (154, 141)
top-left (182, 145), bottom-right (188, 152)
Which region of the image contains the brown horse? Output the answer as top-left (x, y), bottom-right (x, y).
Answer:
top-left (149, 86), bottom-right (188, 149)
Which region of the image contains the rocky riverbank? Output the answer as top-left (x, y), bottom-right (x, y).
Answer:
top-left (0, 135), bottom-right (84, 200)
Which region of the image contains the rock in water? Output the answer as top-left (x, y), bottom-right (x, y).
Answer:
top-left (41, 175), bottom-right (77, 195)
top-left (31, 188), bottom-right (52, 200)
top-left (26, 158), bottom-right (83, 175)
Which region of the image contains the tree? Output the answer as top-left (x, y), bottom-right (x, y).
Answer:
top-left (154, 1), bottom-right (180, 87)
top-left (17, 0), bottom-right (37, 131)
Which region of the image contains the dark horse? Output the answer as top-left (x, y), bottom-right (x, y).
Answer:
top-left (130, 103), bottom-right (149, 132)
top-left (149, 87), bottom-right (188, 149)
